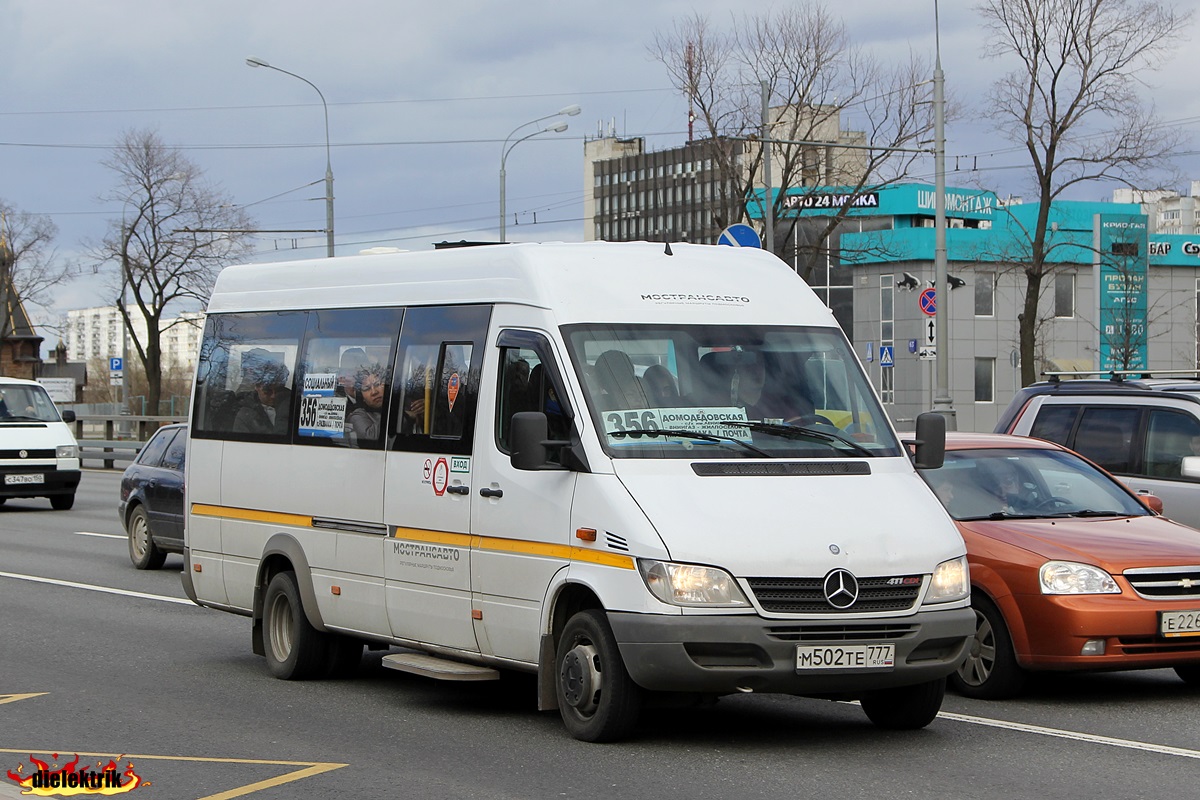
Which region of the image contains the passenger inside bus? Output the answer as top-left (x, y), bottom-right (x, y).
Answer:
top-left (347, 363), bottom-right (388, 442)
top-left (232, 362), bottom-right (292, 435)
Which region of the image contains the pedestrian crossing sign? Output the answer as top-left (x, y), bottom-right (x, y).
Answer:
top-left (879, 345), bottom-right (894, 368)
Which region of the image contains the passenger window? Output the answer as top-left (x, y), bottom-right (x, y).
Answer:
top-left (1029, 405), bottom-right (1079, 445)
top-left (160, 430), bottom-right (187, 471)
top-left (495, 334), bottom-right (573, 460)
top-left (1144, 410), bottom-right (1200, 480)
top-left (391, 305), bottom-right (491, 456)
top-left (1071, 407), bottom-right (1140, 475)
top-left (136, 428), bottom-right (177, 467)
top-left (192, 311), bottom-right (306, 443)
top-left (294, 308), bottom-right (403, 449)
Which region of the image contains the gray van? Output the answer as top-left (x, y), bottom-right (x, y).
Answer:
top-left (996, 375), bottom-right (1200, 528)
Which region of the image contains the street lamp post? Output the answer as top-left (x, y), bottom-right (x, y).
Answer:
top-left (246, 56), bottom-right (335, 258)
top-left (499, 105), bottom-right (581, 243)
top-left (931, 0), bottom-right (956, 428)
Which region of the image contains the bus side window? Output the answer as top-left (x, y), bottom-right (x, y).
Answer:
top-left (390, 305), bottom-right (491, 456)
top-left (494, 332), bottom-right (573, 463)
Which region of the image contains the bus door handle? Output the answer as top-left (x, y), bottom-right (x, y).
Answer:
top-left (446, 485), bottom-right (470, 495)
top-left (479, 487), bottom-right (504, 499)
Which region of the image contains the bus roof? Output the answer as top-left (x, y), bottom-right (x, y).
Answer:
top-left (206, 241), bottom-right (836, 327)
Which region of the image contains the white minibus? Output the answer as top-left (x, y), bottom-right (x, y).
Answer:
top-left (183, 241), bottom-right (972, 741)
top-left (0, 377), bottom-right (80, 509)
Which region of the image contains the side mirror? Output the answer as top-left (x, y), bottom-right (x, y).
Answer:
top-left (511, 411), bottom-right (550, 471)
top-left (60, 410), bottom-right (76, 423)
top-left (1182, 456), bottom-right (1200, 480)
top-left (912, 412), bottom-right (946, 470)
top-left (1136, 490), bottom-right (1164, 515)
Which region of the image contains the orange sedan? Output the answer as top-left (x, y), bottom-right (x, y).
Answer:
top-left (921, 432), bottom-right (1200, 698)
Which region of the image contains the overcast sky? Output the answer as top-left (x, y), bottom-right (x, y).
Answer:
top-left (3, 0), bottom-right (1198, 347)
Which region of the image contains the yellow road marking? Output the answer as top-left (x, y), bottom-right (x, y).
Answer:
top-left (0, 694), bottom-right (46, 706)
top-left (0, 750), bottom-right (346, 800)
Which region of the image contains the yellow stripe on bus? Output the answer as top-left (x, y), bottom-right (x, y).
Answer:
top-left (191, 504), bottom-right (636, 570)
top-left (191, 503), bottom-right (313, 527)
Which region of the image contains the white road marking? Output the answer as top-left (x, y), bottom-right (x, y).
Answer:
top-left (938, 710), bottom-right (1200, 760)
top-left (73, 531), bottom-right (125, 540)
top-left (0, 571), bottom-right (195, 606)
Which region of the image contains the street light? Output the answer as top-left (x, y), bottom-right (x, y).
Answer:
top-left (246, 56), bottom-right (335, 258)
top-left (499, 104), bottom-right (581, 242)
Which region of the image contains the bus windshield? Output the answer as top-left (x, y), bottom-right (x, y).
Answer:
top-left (562, 323), bottom-right (900, 459)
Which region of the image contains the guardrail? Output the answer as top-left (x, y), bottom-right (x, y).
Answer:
top-left (71, 414), bottom-right (187, 470)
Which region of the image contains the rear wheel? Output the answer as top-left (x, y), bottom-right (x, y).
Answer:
top-left (556, 609), bottom-right (642, 742)
top-left (951, 596), bottom-right (1026, 699)
top-left (50, 493), bottom-right (75, 511)
top-left (860, 678), bottom-right (945, 730)
top-left (127, 506), bottom-right (166, 570)
top-left (263, 571), bottom-right (328, 680)
top-left (1176, 665), bottom-right (1200, 686)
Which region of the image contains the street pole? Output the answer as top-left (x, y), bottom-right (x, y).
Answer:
top-left (931, 0), bottom-right (956, 429)
top-left (246, 57), bottom-right (335, 257)
top-left (499, 105), bottom-right (580, 243)
top-left (761, 80), bottom-right (774, 255)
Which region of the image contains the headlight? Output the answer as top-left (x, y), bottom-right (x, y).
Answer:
top-left (638, 560), bottom-right (750, 607)
top-left (56, 444), bottom-right (79, 459)
top-left (1039, 561), bottom-right (1119, 595)
top-left (926, 555), bottom-right (970, 603)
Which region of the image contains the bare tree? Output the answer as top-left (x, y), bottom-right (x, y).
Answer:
top-left (0, 201), bottom-right (73, 340)
top-left (979, 0), bottom-right (1191, 385)
top-left (93, 129), bottom-right (255, 414)
top-left (650, 5), bottom-right (938, 281)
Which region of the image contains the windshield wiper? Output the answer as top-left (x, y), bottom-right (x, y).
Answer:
top-left (1065, 509), bottom-right (1127, 518)
top-left (606, 428), bottom-right (773, 458)
top-left (720, 420), bottom-right (874, 457)
top-left (0, 415), bottom-right (42, 422)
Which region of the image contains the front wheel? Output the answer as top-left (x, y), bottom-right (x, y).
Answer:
top-left (263, 570), bottom-right (329, 680)
top-left (951, 596), bottom-right (1026, 699)
top-left (127, 506), bottom-right (166, 570)
top-left (556, 609), bottom-right (642, 742)
top-left (50, 493), bottom-right (75, 511)
top-left (860, 678), bottom-right (945, 730)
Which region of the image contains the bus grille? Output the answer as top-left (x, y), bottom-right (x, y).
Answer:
top-left (746, 576), bottom-right (922, 613)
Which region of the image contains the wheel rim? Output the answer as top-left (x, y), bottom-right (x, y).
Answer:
top-left (267, 592), bottom-right (294, 664)
top-left (560, 642), bottom-right (602, 716)
top-left (130, 514), bottom-right (149, 559)
top-left (957, 608), bottom-right (997, 687)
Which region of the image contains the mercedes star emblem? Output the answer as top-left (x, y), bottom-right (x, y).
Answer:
top-left (823, 568), bottom-right (860, 609)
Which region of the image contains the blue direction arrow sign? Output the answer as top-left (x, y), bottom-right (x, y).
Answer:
top-left (717, 223), bottom-right (762, 248)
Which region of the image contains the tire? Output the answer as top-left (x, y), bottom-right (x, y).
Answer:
top-left (127, 506), bottom-right (167, 570)
top-left (324, 635), bottom-right (363, 679)
top-left (50, 493), bottom-right (75, 511)
top-left (1176, 665), bottom-right (1200, 686)
top-left (950, 596), bottom-right (1027, 699)
top-left (263, 571), bottom-right (329, 680)
top-left (555, 609), bottom-right (642, 742)
top-left (860, 678), bottom-right (946, 730)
